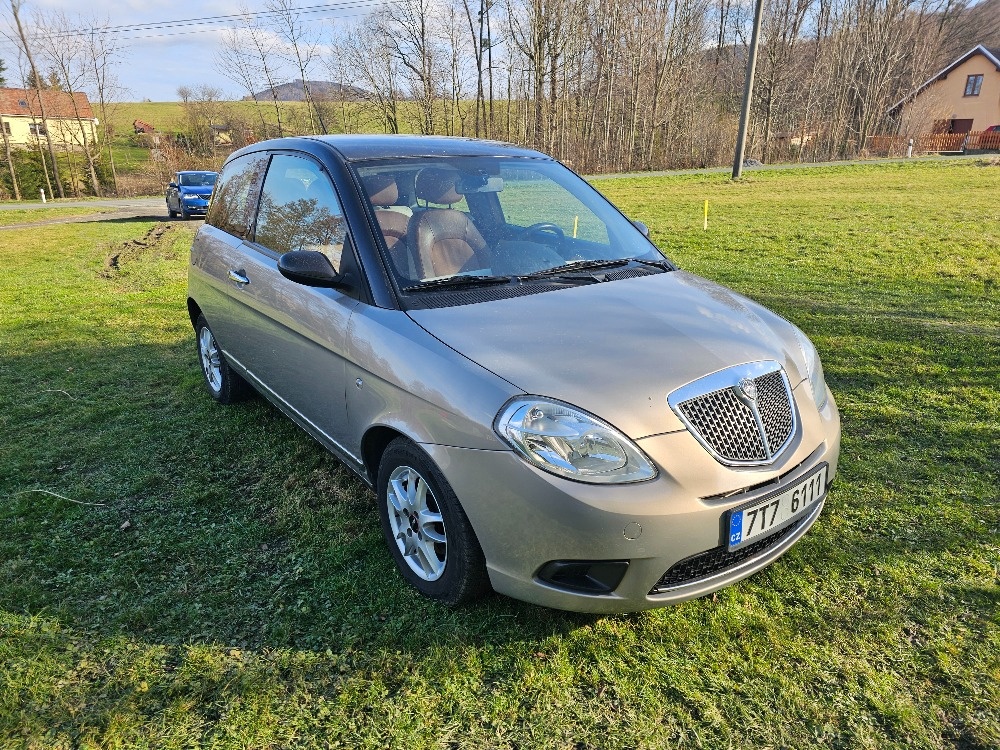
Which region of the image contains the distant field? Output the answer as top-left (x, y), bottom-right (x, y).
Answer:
top-left (0, 160), bottom-right (997, 749)
top-left (108, 100), bottom-right (313, 137)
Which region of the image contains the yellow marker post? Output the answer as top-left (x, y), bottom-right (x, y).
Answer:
top-left (703, 200), bottom-right (709, 231)
top-left (573, 215), bottom-right (579, 238)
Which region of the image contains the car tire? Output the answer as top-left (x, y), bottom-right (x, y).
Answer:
top-left (180, 207), bottom-right (189, 220)
top-left (194, 314), bottom-right (250, 404)
top-left (377, 438), bottom-right (490, 606)
top-left (167, 205), bottom-right (177, 218)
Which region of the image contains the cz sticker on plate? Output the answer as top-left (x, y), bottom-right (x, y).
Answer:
top-left (726, 463), bottom-right (828, 551)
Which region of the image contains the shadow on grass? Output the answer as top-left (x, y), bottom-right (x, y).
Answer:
top-left (0, 336), bottom-right (602, 656)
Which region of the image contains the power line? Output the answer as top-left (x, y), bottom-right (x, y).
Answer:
top-left (42, 1), bottom-right (388, 40)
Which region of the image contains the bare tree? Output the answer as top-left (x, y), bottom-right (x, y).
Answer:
top-left (268, 0), bottom-right (328, 133)
top-left (35, 10), bottom-right (103, 196)
top-left (378, 0), bottom-right (445, 135)
top-left (10, 0), bottom-right (63, 197)
top-left (217, 26), bottom-right (270, 136)
top-left (83, 16), bottom-right (126, 195)
top-left (340, 16), bottom-right (402, 134)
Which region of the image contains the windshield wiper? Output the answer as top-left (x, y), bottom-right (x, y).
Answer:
top-left (519, 258), bottom-right (631, 279)
top-left (402, 274), bottom-right (513, 293)
top-left (632, 257), bottom-right (674, 271)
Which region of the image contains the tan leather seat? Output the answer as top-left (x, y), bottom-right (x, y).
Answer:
top-left (409, 168), bottom-right (488, 278)
top-left (363, 173), bottom-right (419, 279)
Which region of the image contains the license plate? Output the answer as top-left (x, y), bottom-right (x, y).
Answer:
top-left (725, 463), bottom-right (828, 550)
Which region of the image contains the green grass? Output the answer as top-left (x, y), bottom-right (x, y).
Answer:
top-left (1, 160), bottom-right (998, 749)
top-left (109, 101), bottom-right (314, 137)
top-left (0, 207), bottom-right (114, 226)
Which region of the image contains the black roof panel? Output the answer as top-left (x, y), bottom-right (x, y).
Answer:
top-left (301, 134), bottom-right (550, 161)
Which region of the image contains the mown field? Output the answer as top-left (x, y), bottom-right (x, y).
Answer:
top-left (0, 160), bottom-right (997, 749)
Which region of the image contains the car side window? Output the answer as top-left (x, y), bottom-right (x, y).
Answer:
top-left (254, 154), bottom-right (347, 272)
top-left (207, 153), bottom-right (268, 240)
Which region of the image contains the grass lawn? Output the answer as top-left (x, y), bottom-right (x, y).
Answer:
top-left (0, 207), bottom-right (116, 227)
top-left (0, 160), bottom-right (997, 749)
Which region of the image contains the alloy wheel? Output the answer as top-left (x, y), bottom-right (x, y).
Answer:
top-left (386, 465), bottom-right (448, 581)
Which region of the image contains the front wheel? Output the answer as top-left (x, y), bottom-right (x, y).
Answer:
top-left (194, 314), bottom-right (250, 403)
top-left (377, 438), bottom-right (490, 606)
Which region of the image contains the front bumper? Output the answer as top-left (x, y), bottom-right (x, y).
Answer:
top-left (421, 386), bottom-right (840, 613)
top-left (181, 200), bottom-right (209, 215)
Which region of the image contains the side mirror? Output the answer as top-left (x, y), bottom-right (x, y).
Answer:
top-left (168, 181), bottom-right (178, 189)
top-left (277, 250), bottom-right (343, 288)
top-left (631, 219), bottom-right (650, 238)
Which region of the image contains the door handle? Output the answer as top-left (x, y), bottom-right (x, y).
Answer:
top-left (228, 269), bottom-right (250, 285)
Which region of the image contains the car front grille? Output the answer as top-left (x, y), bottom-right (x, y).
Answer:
top-left (648, 515), bottom-right (805, 594)
top-left (669, 362), bottom-right (796, 466)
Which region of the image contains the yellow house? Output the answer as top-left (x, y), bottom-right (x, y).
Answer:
top-left (894, 45), bottom-right (1000, 135)
top-left (0, 87), bottom-right (99, 149)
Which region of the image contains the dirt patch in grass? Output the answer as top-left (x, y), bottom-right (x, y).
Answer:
top-left (101, 223), bottom-right (174, 277)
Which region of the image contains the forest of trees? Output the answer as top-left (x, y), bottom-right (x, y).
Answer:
top-left (1, 0), bottom-right (999, 200)
top-left (218, 0), bottom-right (1000, 171)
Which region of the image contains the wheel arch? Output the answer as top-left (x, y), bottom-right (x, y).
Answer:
top-left (187, 298), bottom-right (202, 330)
top-left (361, 425), bottom-right (409, 484)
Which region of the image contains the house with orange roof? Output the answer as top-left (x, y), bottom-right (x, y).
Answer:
top-left (0, 87), bottom-right (99, 148)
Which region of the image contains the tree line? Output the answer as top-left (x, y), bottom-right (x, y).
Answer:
top-left (2, 0), bottom-right (998, 201)
top-left (218, 0), bottom-right (999, 171)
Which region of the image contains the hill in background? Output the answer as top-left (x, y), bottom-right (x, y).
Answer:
top-left (243, 81), bottom-right (367, 102)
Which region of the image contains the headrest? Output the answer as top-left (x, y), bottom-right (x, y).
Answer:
top-left (363, 173), bottom-right (398, 206)
top-left (415, 167), bottom-right (463, 206)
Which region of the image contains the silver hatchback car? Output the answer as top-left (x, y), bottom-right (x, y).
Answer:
top-left (187, 135), bottom-right (840, 613)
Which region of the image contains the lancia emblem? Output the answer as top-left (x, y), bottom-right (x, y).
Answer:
top-left (738, 377), bottom-right (758, 400)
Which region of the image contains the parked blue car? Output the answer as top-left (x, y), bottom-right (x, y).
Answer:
top-left (166, 170), bottom-right (218, 219)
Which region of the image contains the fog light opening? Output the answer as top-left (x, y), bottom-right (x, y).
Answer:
top-left (536, 560), bottom-right (629, 595)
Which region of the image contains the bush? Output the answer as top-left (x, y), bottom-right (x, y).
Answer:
top-left (0, 147), bottom-right (72, 200)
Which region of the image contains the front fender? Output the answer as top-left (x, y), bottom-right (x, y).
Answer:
top-left (345, 306), bottom-right (520, 452)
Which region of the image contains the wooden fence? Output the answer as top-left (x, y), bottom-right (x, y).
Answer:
top-left (867, 130), bottom-right (1000, 157)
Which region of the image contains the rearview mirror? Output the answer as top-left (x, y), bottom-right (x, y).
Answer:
top-left (459, 174), bottom-right (504, 193)
top-left (277, 250), bottom-right (343, 288)
top-left (631, 219), bottom-right (650, 238)
top-left (168, 182), bottom-right (178, 189)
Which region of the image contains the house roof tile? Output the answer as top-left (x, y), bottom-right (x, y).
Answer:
top-left (0, 87), bottom-right (95, 119)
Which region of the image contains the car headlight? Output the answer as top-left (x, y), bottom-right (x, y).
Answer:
top-left (495, 398), bottom-right (656, 484)
top-left (792, 326), bottom-right (829, 411)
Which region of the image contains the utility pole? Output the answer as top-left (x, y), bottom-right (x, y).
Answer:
top-left (732, 0), bottom-right (764, 180)
top-left (11, 0), bottom-right (64, 198)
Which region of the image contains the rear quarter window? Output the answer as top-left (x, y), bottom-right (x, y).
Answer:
top-left (207, 152), bottom-right (268, 239)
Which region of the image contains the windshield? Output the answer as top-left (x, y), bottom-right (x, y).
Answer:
top-left (353, 157), bottom-right (665, 286)
top-left (179, 172), bottom-right (217, 187)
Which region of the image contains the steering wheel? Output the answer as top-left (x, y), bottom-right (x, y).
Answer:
top-left (516, 222), bottom-right (565, 242)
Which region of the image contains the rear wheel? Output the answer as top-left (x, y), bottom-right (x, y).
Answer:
top-left (377, 438), bottom-right (490, 606)
top-left (195, 314), bottom-right (250, 403)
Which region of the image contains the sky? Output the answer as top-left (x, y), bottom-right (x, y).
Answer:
top-left (0, 0), bottom-right (364, 102)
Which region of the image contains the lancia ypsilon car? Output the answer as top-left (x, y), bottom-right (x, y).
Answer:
top-left (186, 135), bottom-right (840, 612)
top-left (167, 170), bottom-right (218, 219)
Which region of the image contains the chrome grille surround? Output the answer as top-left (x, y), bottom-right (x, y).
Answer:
top-left (667, 360), bottom-right (797, 467)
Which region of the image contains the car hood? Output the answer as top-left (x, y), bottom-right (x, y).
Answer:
top-left (407, 270), bottom-right (809, 439)
top-left (180, 187), bottom-right (213, 197)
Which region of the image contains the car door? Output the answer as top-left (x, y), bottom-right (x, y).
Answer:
top-left (224, 151), bottom-right (361, 455)
top-left (167, 173), bottom-right (179, 211)
top-left (190, 152), bottom-right (269, 358)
